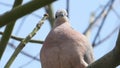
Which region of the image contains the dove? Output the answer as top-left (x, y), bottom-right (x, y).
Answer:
top-left (40, 9), bottom-right (94, 68)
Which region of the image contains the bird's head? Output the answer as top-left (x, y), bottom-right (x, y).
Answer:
top-left (54, 9), bottom-right (69, 27)
top-left (55, 9), bottom-right (68, 18)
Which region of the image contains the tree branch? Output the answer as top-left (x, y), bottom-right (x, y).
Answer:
top-left (92, 0), bottom-right (115, 47)
top-left (4, 14), bottom-right (48, 68)
top-left (44, 4), bottom-right (54, 28)
top-left (66, 0), bottom-right (70, 18)
top-left (87, 30), bottom-right (120, 68)
top-left (0, 32), bottom-right (44, 44)
top-left (0, 0), bottom-right (55, 27)
top-left (0, 0), bottom-right (23, 60)
top-left (95, 25), bottom-right (120, 46)
top-left (83, 0), bottom-right (113, 35)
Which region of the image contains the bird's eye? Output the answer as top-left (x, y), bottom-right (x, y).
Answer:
top-left (55, 15), bottom-right (58, 18)
top-left (55, 12), bottom-right (67, 19)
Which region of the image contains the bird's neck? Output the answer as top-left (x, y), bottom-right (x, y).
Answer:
top-left (53, 17), bottom-right (70, 28)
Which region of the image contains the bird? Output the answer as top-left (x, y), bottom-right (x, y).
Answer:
top-left (40, 9), bottom-right (94, 68)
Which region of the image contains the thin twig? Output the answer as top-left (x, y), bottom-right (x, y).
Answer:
top-left (11, 15), bottom-right (27, 45)
top-left (83, 0), bottom-right (113, 35)
top-left (8, 43), bottom-right (39, 61)
top-left (92, 0), bottom-right (115, 47)
top-left (95, 25), bottom-right (120, 46)
top-left (19, 54), bottom-right (39, 68)
top-left (85, 12), bottom-right (95, 38)
top-left (0, 32), bottom-right (44, 44)
top-left (4, 14), bottom-right (48, 68)
top-left (66, 0), bottom-right (70, 18)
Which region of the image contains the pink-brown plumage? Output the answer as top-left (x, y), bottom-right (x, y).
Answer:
top-left (40, 9), bottom-right (94, 68)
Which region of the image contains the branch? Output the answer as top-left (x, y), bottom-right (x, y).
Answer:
top-left (92, 0), bottom-right (115, 47)
top-left (83, 0), bottom-right (113, 35)
top-left (85, 12), bottom-right (95, 38)
top-left (66, 0), bottom-right (70, 18)
top-left (95, 25), bottom-right (120, 46)
top-left (44, 4), bottom-right (54, 28)
top-left (0, 0), bottom-right (55, 27)
top-left (87, 30), bottom-right (120, 68)
top-left (0, 32), bottom-right (44, 44)
top-left (19, 54), bottom-right (39, 68)
top-left (4, 14), bottom-right (48, 68)
top-left (0, 0), bottom-right (23, 60)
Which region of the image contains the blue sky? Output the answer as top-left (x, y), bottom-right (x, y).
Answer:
top-left (0, 0), bottom-right (120, 68)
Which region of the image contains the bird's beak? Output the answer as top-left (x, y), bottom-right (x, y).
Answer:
top-left (60, 13), bottom-right (64, 17)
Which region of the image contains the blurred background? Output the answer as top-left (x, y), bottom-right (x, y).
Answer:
top-left (0, 0), bottom-right (120, 68)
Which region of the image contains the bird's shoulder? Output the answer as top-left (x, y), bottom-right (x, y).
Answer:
top-left (44, 23), bottom-right (91, 46)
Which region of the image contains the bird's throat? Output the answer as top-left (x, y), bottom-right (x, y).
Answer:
top-left (53, 17), bottom-right (69, 28)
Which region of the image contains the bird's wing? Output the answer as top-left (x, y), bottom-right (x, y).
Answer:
top-left (84, 44), bottom-right (94, 64)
